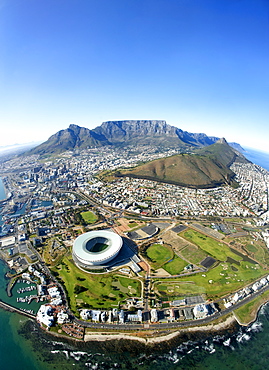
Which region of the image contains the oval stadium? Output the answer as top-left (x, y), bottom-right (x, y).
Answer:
top-left (72, 230), bottom-right (123, 269)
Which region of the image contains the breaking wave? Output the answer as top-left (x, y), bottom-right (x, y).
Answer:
top-left (46, 305), bottom-right (269, 369)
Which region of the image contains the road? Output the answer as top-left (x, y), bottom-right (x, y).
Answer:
top-left (71, 283), bottom-right (269, 331)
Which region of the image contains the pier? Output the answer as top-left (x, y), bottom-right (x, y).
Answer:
top-left (0, 299), bottom-right (36, 319)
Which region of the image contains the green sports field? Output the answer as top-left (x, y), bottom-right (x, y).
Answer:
top-left (146, 243), bottom-right (187, 274)
top-left (146, 244), bottom-right (173, 269)
top-left (80, 211), bottom-right (98, 224)
top-left (163, 256), bottom-right (188, 275)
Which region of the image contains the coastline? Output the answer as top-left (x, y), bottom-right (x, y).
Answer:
top-left (0, 147), bottom-right (268, 356)
top-left (0, 176), bottom-right (7, 202)
top-left (233, 291), bottom-right (269, 327)
top-left (84, 315), bottom-right (236, 344)
top-left (3, 286), bottom-right (269, 369)
top-left (1, 244), bottom-right (266, 347)
top-left (0, 284), bottom-right (265, 346)
top-left (0, 298), bottom-right (237, 347)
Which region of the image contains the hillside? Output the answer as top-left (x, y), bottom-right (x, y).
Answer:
top-left (195, 138), bottom-right (248, 165)
top-left (116, 139), bottom-right (249, 188)
top-left (29, 124), bottom-right (109, 155)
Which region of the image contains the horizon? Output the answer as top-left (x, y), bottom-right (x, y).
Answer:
top-left (1, 0), bottom-right (268, 152)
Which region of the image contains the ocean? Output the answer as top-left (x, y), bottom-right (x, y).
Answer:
top-left (0, 147), bottom-right (269, 369)
top-left (243, 147), bottom-right (269, 171)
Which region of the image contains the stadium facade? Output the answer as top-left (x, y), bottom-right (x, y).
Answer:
top-left (72, 230), bottom-right (123, 269)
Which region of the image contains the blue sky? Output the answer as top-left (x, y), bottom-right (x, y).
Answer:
top-left (0, 0), bottom-right (269, 152)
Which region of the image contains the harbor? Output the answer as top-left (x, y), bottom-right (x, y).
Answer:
top-left (0, 260), bottom-right (45, 315)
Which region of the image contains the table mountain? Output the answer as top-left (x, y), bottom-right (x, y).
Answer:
top-left (29, 120), bottom-right (223, 155)
top-left (93, 120), bottom-right (219, 147)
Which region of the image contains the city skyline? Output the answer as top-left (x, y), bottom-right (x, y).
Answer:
top-left (0, 0), bottom-right (268, 152)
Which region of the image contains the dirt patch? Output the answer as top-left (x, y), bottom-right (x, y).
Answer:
top-left (138, 261), bottom-right (149, 272)
top-left (162, 230), bottom-right (189, 252)
top-left (115, 218), bottom-right (145, 234)
top-left (154, 268), bottom-right (171, 277)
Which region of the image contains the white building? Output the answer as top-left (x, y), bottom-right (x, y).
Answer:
top-left (193, 304), bottom-right (208, 319)
top-left (127, 310), bottom-right (143, 322)
top-left (47, 286), bottom-right (61, 298)
top-left (150, 309), bottom-right (158, 323)
top-left (101, 311), bottom-right (107, 322)
top-left (72, 230), bottom-right (123, 268)
top-left (252, 282), bottom-right (262, 291)
top-left (36, 304), bottom-right (54, 327)
top-left (80, 309), bottom-right (91, 320)
top-left (224, 301), bottom-right (232, 309)
top-left (119, 310), bottom-right (125, 324)
top-left (22, 273), bottom-right (31, 281)
top-left (57, 310), bottom-right (69, 324)
top-left (51, 297), bottom-right (62, 306)
top-left (91, 310), bottom-right (101, 322)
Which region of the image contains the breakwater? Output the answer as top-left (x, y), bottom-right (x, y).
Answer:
top-left (0, 299), bottom-right (35, 319)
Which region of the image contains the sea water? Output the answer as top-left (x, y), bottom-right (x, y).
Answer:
top-left (1, 294), bottom-right (269, 370)
top-left (244, 147), bottom-right (269, 171)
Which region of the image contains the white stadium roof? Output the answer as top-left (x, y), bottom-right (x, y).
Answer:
top-left (72, 230), bottom-right (123, 266)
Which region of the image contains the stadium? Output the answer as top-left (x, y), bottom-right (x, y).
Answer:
top-left (72, 230), bottom-right (123, 269)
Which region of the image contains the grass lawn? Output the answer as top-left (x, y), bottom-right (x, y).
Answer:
top-left (153, 259), bottom-right (266, 300)
top-left (90, 242), bottom-right (109, 252)
top-left (180, 244), bottom-right (208, 265)
top-left (181, 229), bottom-right (242, 262)
top-left (81, 211), bottom-right (98, 224)
top-left (113, 276), bottom-right (141, 295)
top-left (128, 221), bottom-right (138, 228)
top-left (237, 236), bottom-right (269, 265)
top-left (151, 228), bottom-right (268, 301)
top-left (52, 256), bottom-right (141, 314)
top-left (42, 237), bottom-right (66, 267)
top-left (225, 218), bottom-right (242, 222)
top-left (163, 256), bottom-right (188, 275)
top-left (245, 243), bottom-right (258, 254)
top-left (245, 243), bottom-right (268, 264)
top-left (155, 281), bottom-right (206, 299)
top-left (118, 275), bottom-right (140, 290)
top-left (146, 244), bottom-right (174, 269)
top-left (177, 261), bottom-right (266, 299)
top-left (234, 290), bottom-right (269, 325)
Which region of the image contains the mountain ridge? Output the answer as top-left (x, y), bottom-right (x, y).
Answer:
top-left (28, 120), bottom-right (241, 155)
